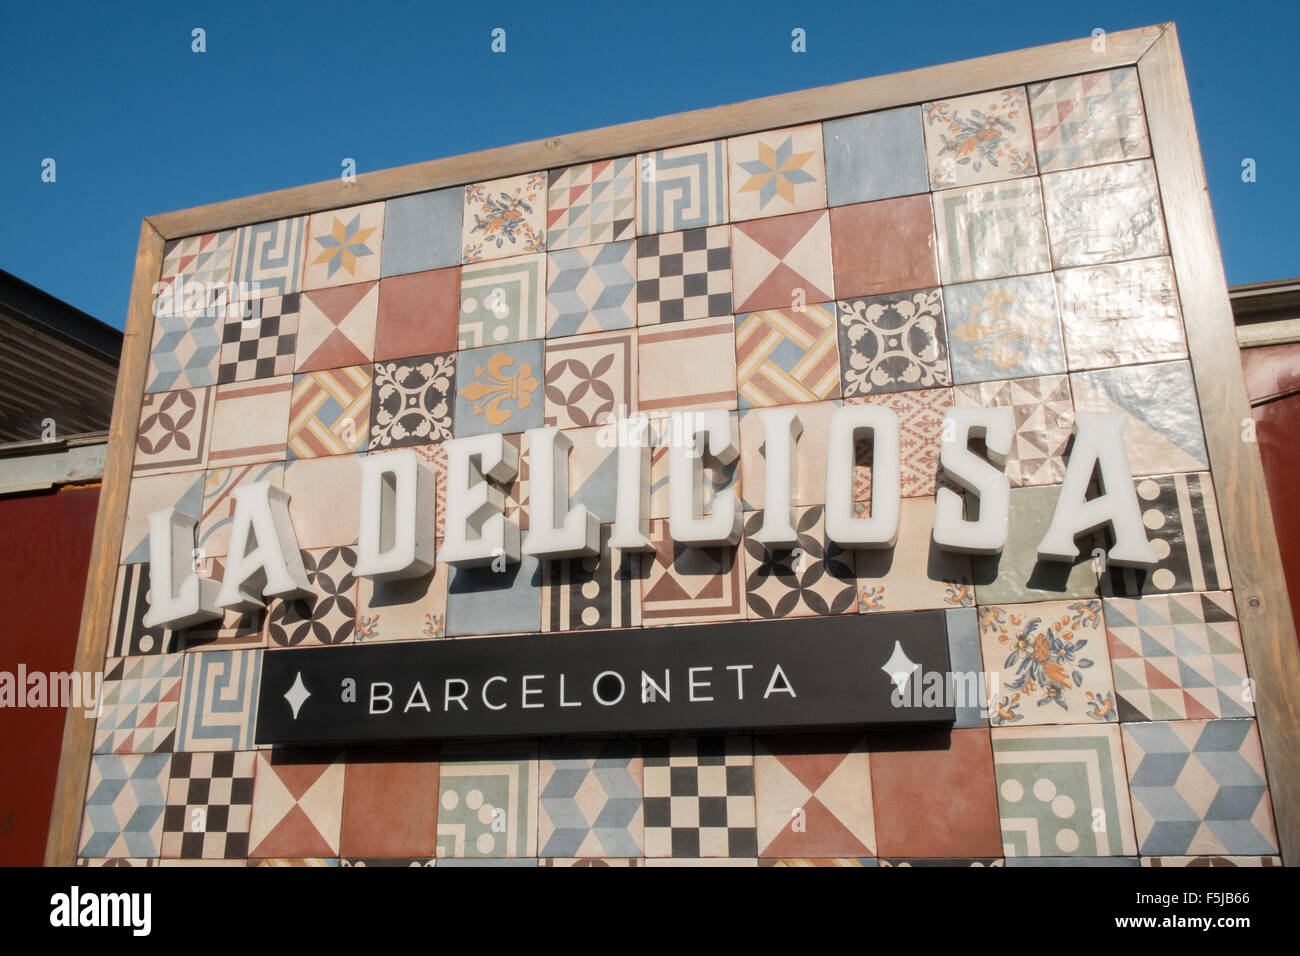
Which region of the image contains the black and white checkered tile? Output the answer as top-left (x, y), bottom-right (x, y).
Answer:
top-left (218, 293), bottom-right (299, 383)
top-left (636, 226), bottom-right (732, 324)
top-left (162, 751), bottom-right (255, 859)
top-left (643, 735), bottom-right (757, 858)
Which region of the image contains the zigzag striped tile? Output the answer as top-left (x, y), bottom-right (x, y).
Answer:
top-left (732, 210), bottom-right (834, 313)
top-left (94, 654), bottom-right (184, 754)
top-left (437, 743), bottom-right (539, 858)
top-left (462, 174), bottom-right (547, 264)
top-left (637, 141), bottom-right (728, 234)
top-left (754, 733), bottom-right (874, 858)
top-left (178, 649), bottom-right (262, 752)
top-left (80, 753), bottom-right (171, 859)
top-left (295, 283), bottom-right (378, 372)
top-left (547, 158), bottom-right (636, 250)
top-left (539, 741), bottom-right (643, 858)
top-left (640, 518), bottom-right (743, 625)
top-left (545, 241), bottom-right (636, 337)
top-left (458, 254), bottom-right (546, 347)
top-left (735, 304), bottom-right (840, 408)
top-left (147, 310), bottom-right (222, 393)
top-left (1029, 67), bottom-right (1150, 173)
top-left (303, 202), bottom-right (385, 290)
top-left (231, 216), bottom-right (308, 299)
top-left (953, 374), bottom-right (1072, 487)
top-left (544, 330), bottom-right (636, 430)
top-left (727, 123), bottom-right (827, 222)
top-left (288, 366), bottom-right (371, 458)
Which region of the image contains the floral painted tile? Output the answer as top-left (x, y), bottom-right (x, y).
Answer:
top-left (754, 733), bottom-right (874, 858)
top-left (458, 254), bottom-right (546, 347)
top-left (1122, 719), bottom-right (1277, 856)
top-left (855, 497), bottom-right (974, 613)
top-left (546, 240), bottom-right (636, 337)
top-left (249, 747), bottom-right (345, 858)
top-left (1055, 258), bottom-right (1186, 371)
top-left (217, 293), bottom-right (299, 383)
top-left (1105, 592), bottom-right (1253, 723)
top-left (381, 187), bottom-right (462, 277)
top-left (462, 173), bottom-right (547, 264)
top-left (735, 304), bottom-right (840, 408)
top-left (727, 123), bottom-right (827, 222)
top-left (119, 470), bottom-right (205, 565)
top-left (1042, 160), bottom-right (1168, 268)
top-left (547, 157), bottom-right (636, 250)
top-left (742, 505), bottom-right (857, 618)
top-left (95, 654), bottom-right (184, 754)
top-left (731, 210), bottom-right (834, 313)
top-left (952, 374), bottom-right (1073, 487)
top-left (159, 230), bottom-right (237, 307)
top-left (303, 203), bottom-right (385, 290)
top-left (196, 463), bottom-right (285, 559)
top-left (980, 600), bottom-right (1117, 727)
top-left (943, 274), bottom-right (1067, 383)
top-left (355, 563), bottom-right (449, 643)
top-left (637, 141), bottom-right (728, 235)
top-left (454, 339), bottom-right (544, 437)
top-left (295, 283), bottom-right (378, 372)
top-left (109, 564), bottom-right (181, 656)
top-left (266, 546), bottom-right (358, 647)
top-left (446, 554), bottom-right (542, 637)
top-left (1029, 68), bottom-right (1150, 173)
top-left (287, 366), bottom-right (371, 458)
top-left (134, 386), bottom-right (213, 476)
top-left (538, 741), bottom-right (643, 858)
top-left (636, 226), bottom-right (732, 325)
top-left (161, 751), bottom-right (255, 859)
top-left (647, 411), bottom-right (741, 520)
top-left (147, 309), bottom-right (222, 393)
top-left (542, 525), bottom-right (642, 631)
top-left (638, 316), bottom-right (737, 414)
top-left (79, 753), bottom-right (171, 859)
top-left (231, 216), bottom-right (308, 300)
top-left (340, 745), bottom-right (440, 859)
top-left (829, 196), bottom-right (938, 299)
top-left (437, 743), bottom-right (539, 858)
top-left (544, 329), bottom-right (636, 429)
top-left (643, 736), bottom-right (757, 859)
top-left (823, 106), bottom-right (929, 206)
top-left (923, 88), bottom-right (1037, 189)
top-left (375, 268), bottom-right (460, 360)
top-left (836, 288), bottom-right (951, 397)
top-left (738, 399), bottom-right (839, 510)
top-left (845, 386), bottom-right (952, 499)
top-left (206, 376), bottom-right (292, 468)
top-left (177, 649), bottom-right (262, 752)
top-left (932, 179), bottom-right (1050, 284)
top-left (369, 352), bottom-right (455, 449)
top-left (640, 518), bottom-right (744, 625)
top-left (283, 454), bottom-right (363, 549)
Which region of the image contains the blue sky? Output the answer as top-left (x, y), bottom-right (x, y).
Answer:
top-left (1, 0), bottom-right (1295, 330)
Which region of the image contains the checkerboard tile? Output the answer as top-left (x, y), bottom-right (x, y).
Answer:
top-left (288, 366), bottom-right (371, 458)
top-left (1029, 67), bottom-right (1150, 173)
top-left (369, 352), bottom-right (455, 449)
top-left (162, 751), bottom-right (255, 859)
top-left (637, 141), bottom-right (728, 234)
top-left (295, 283), bottom-right (378, 372)
top-left (462, 174), bottom-right (547, 263)
top-left (218, 293), bottom-right (299, 383)
top-left (546, 240), bottom-right (636, 337)
top-left (643, 737), bottom-right (757, 858)
top-left (636, 227), bottom-right (732, 325)
top-left (732, 210), bottom-right (834, 313)
top-left (303, 203), bottom-right (385, 290)
top-left (547, 157), bottom-right (636, 250)
top-left (735, 304), bottom-right (840, 408)
top-left (727, 123), bottom-right (826, 221)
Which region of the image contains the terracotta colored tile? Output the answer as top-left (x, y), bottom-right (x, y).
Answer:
top-left (732, 210), bottom-right (834, 313)
top-left (374, 268), bottom-right (459, 361)
top-left (295, 283), bottom-right (378, 372)
top-left (249, 747), bottom-right (345, 858)
top-left (830, 196), bottom-right (938, 299)
top-left (303, 203), bottom-right (385, 290)
top-left (846, 386), bottom-right (952, 499)
top-left (754, 733), bottom-right (874, 858)
top-left (340, 745), bottom-right (440, 859)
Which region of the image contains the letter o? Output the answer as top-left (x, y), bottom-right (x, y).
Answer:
top-left (592, 670), bottom-right (625, 706)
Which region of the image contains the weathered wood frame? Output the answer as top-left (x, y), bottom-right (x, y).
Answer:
top-left (46, 22), bottom-right (1300, 865)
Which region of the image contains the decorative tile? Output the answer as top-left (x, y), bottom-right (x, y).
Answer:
top-left (1042, 160), bottom-right (1168, 268)
top-left (542, 525), bottom-right (642, 632)
top-left (1105, 592), bottom-right (1253, 723)
top-left (196, 462), bottom-right (284, 559)
top-left (943, 274), bottom-right (1066, 383)
top-left (231, 216), bottom-right (308, 299)
top-left (546, 240), bottom-right (636, 337)
top-left (1005, 856), bottom-right (1136, 867)
top-left (295, 283), bottom-right (378, 372)
top-left (829, 196), bottom-right (938, 299)
top-left (947, 607), bottom-right (987, 729)
top-left (979, 600), bottom-right (1117, 727)
top-left (250, 858), bottom-right (338, 867)
top-left (727, 123), bottom-right (826, 222)
top-left (1056, 258), bottom-right (1186, 371)
top-left (647, 411), bottom-right (741, 520)
top-left (79, 753), bottom-right (170, 859)
top-left (735, 304), bottom-right (840, 408)
top-left (249, 748), bottom-right (345, 858)
top-left (544, 329), bottom-right (636, 429)
top-left (454, 339), bottom-right (544, 436)
top-left (880, 858), bottom-right (1004, 867)
top-left (369, 352), bottom-right (455, 449)
top-left (303, 202), bottom-right (385, 290)
top-left (438, 858), bottom-right (538, 867)
top-left (340, 745), bottom-right (440, 859)
top-left (283, 455), bottom-right (362, 549)
top-left (95, 654), bottom-right (185, 754)
top-left (754, 733), bottom-right (874, 858)
top-left (458, 254), bottom-right (546, 347)
top-left (77, 858), bottom-right (158, 867)
top-left (643, 736), bottom-right (756, 859)
top-left (846, 386), bottom-right (952, 499)
top-left (539, 741), bottom-right (643, 858)
top-left (637, 141), bottom-right (727, 235)
top-left (109, 564), bottom-right (181, 656)
top-left (923, 87), bottom-right (1037, 189)
top-left (556, 426), bottom-right (616, 523)
top-left (437, 743), bottom-right (539, 858)
top-left (446, 554), bottom-right (542, 637)
top-left (732, 210), bottom-right (834, 313)
top-left (134, 386), bottom-right (213, 476)
top-left (952, 374), bottom-right (1073, 487)
top-left (120, 470), bottom-right (205, 565)
top-left (836, 288), bottom-right (951, 397)
top-left (856, 497), bottom-right (974, 613)
top-left (462, 173), bottom-right (547, 263)
top-left (161, 751), bottom-right (255, 859)
top-left (761, 857), bottom-right (877, 867)
top-left (640, 518), bottom-right (744, 625)
top-left (381, 187), bottom-right (462, 277)
top-left (147, 310), bottom-right (222, 393)
top-left (206, 376), bottom-right (292, 467)
top-left (637, 316), bottom-right (736, 414)
top-left (159, 230), bottom-right (237, 305)
top-left (992, 723), bottom-right (1137, 857)
top-left (823, 106), bottom-right (928, 206)
top-left (1029, 68), bottom-right (1150, 173)
top-left (1070, 362), bottom-right (1207, 475)
top-left (342, 858), bottom-right (437, 867)
top-left (217, 293), bottom-right (299, 383)
top-left (369, 441), bottom-right (447, 539)
top-left (375, 268), bottom-right (460, 360)
top-left (933, 180), bottom-right (1050, 284)
top-left (355, 564), bottom-right (449, 643)
top-left (177, 649), bottom-right (262, 752)
top-left (288, 366), bottom-right (371, 458)
top-left (266, 546), bottom-right (358, 647)
top-left (547, 157), bottom-right (636, 250)
top-left (1142, 856), bottom-right (1281, 868)
top-left (635, 226), bottom-right (732, 325)
top-left (738, 400), bottom-right (839, 510)
top-left (742, 505), bottom-right (857, 618)
top-left (177, 563), bottom-right (266, 652)
top-left (540, 858), bottom-right (644, 867)
top-left (1122, 719), bottom-right (1277, 856)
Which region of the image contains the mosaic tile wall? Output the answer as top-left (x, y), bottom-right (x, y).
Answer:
top-left (80, 66), bottom-right (1284, 867)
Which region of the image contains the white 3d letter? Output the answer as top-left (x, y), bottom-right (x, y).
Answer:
top-left (216, 482), bottom-right (311, 610)
top-left (522, 427), bottom-right (599, 558)
top-left (355, 449), bottom-right (436, 579)
top-left (825, 405), bottom-right (900, 547)
top-left (609, 414), bottom-right (652, 550)
top-left (143, 508), bottom-right (222, 629)
top-left (933, 407), bottom-right (1014, 554)
top-left (438, 433), bottom-right (520, 567)
top-left (668, 410), bottom-right (740, 546)
top-left (751, 408), bottom-right (803, 547)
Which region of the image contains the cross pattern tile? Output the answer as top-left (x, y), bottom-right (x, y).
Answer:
top-left (742, 505), bottom-right (857, 618)
top-left (369, 352), bottom-right (456, 449)
top-left (643, 736), bottom-right (757, 858)
top-left (543, 329), bottom-right (636, 430)
top-left (134, 386), bottom-right (213, 476)
top-left (295, 283), bottom-right (378, 372)
top-left (732, 210), bottom-right (834, 313)
top-left (288, 367), bottom-right (372, 458)
top-left (266, 546), bottom-right (358, 647)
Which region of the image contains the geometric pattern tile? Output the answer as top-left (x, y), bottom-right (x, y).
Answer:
top-left (742, 505), bottom-right (858, 619)
top-left (108, 563), bottom-right (181, 657)
top-left (732, 210), bottom-right (834, 313)
top-left (249, 748), bottom-right (345, 858)
top-left (923, 87), bottom-right (1037, 189)
top-left (369, 352), bottom-right (456, 449)
top-left (637, 141), bottom-right (728, 235)
top-left (1041, 160), bottom-right (1168, 269)
top-left (175, 562), bottom-right (267, 653)
top-left (134, 386), bottom-right (213, 476)
top-left (647, 412), bottom-right (742, 520)
top-left (754, 732), bottom-right (874, 858)
top-left (295, 283), bottom-right (378, 372)
top-left (932, 179), bottom-right (1051, 285)
top-left (231, 216), bottom-right (308, 300)
top-left (727, 123), bottom-right (827, 222)
top-left (266, 546), bottom-right (358, 647)
top-left (635, 226), bottom-right (732, 325)
top-left (159, 230), bottom-right (237, 307)
top-left (846, 386), bottom-right (953, 499)
top-left (147, 310), bottom-right (222, 393)
top-left (119, 470), bottom-right (205, 565)
top-left (303, 203), bottom-right (384, 291)
top-left (462, 174), bottom-right (547, 264)
top-left (943, 273), bottom-right (1067, 384)
top-left (643, 736), bottom-right (757, 858)
top-left (541, 525), bottom-right (642, 632)
top-left (822, 105), bottom-right (929, 206)
top-left (836, 288), bottom-right (951, 397)
top-left (218, 293), bottom-right (299, 383)
top-left (545, 240), bottom-right (636, 337)
top-left (640, 518), bottom-right (744, 625)
top-left (1055, 257), bottom-right (1186, 372)
top-left (1141, 856), bottom-right (1282, 868)
top-left (436, 743), bottom-right (539, 858)
top-left (206, 376), bottom-right (293, 468)
top-left (161, 751), bottom-right (256, 859)
top-left (79, 753), bottom-right (171, 859)
top-left (94, 654), bottom-right (184, 755)
top-left (458, 254), bottom-right (547, 347)
top-left (453, 339), bottom-right (545, 437)
top-left (953, 374), bottom-right (1073, 487)
top-left (288, 366), bottom-right (371, 458)
top-left (735, 303), bottom-right (840, 408)
top-left (637, 316), bottom-right (736, 414)
top-left (547, 157), bottom-right (636, 251)
top-left (1029, 67), bottom-right (1150, 173)
top-left (539, 741), bottom-right (643, 858)
top-left (543, 329), bottom-right (636, 430)
top-left (177, 649), bottom-right (262, 752)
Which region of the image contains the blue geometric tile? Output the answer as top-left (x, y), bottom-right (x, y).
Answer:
top-left (546, 241), bottom-right (636, 337)
top-left (80, 753), bottom-right (171, 859)
top-left (231, 216), bottom-right (308, 299)
top-left (637, 141), bottom-right (727, 235)
top-left (381, 188), bottom-right (463, 277)
top-left (177, 649), bottom-right (262, 751)
top-left (539, 741), bottom-right (643, 858)
top-left (147, 311), bottom-right (222, 393)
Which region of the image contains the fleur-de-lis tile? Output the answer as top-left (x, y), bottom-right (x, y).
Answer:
top-left (454, 340), bottom-right (544, 437)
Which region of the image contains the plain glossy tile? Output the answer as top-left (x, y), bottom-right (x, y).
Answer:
top-left (823, 106), bottom-right (928, 206)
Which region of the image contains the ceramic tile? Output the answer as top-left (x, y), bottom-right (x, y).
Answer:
top-left (438, 858), bottom-right (538, 867)
top-left (635, 226), bottom-right (732, 325)
top-left (369, 352), bottom-right (455, 449)
top-left (1042, 160), bottom-right (1168, 268)
top-left (266, 546), bottom-right (358, 647)
top-left (923, 87), bottom-right (1037, 189)
top-left (381, 187), bottom-right (462, 277)
top-left (640, 518), bottom-right (744, 625)
top-left (738, 399), bottom-right (839, 510)
top-left (1123, 719), bottom-right (1277, 856)
top-left (732, 210), bottom-right (834, 313)
top-left (367, 442), bottom-right (447, 539)
top-left (735, 303), bottom-right (840, 408)
top-left (249, 858), bottom-right (338, 867)
top-left (119, 470), bottom-right (205, 565)
top-left (637, 316), bottom-right (736, 414)
top-left (727, 123), bottom-right (827, 222)
top-left (952, 374), bottom-right (1073, 487)
top-left (932, 180), bottom-right (1050, 284)
top-left (637, 140), bottom-right (728, 234)
top-left (282, 455), bottom-right (362, 549)
top-left (217, 293), bottom-right (299, 383)
top-left (836, 288), bottom-right (951, 397)
top-left (206, 376), bottom-right (293, 467)
top-left (77, 859), bottom-right (158, 867)
top-left (462, 173), bottom-right (547, 263)
top-left (1056, 258), bottom-right (1186, 371)
top-left (943, 273), bottom-right (1066, 383)
top-left (754, 733), bottom-right (874, 858)
top-left (647, 411), bottom-right (741, 520)
top-left (643, 736), bottom-right (757, 859)
top-left (1100, 473), bottom-right (1231, 597)
top-left (545, 240), bottom-right (636, 337)
top-left (159, 230), bottom-right (237, 306)
top-left (947, 607), bottom-right (987, 728)
top-left (295, 283), bottom-right (378, 371)
top-left (539, 858), bottom-right (644, 867)
top-left (1070, 362), bottom-right (1207, 475)
top-left (249, 747), bottom-right (345, 858)
top-left (856, 497), bottom-right (974, 613)
top-left (341, 858), bottom-right (437, 867)
top-left (453, 339), bottom-right (544, 437)
top-left (879, 858), bottom-right (1004, 867)
top-left (846, 387), bottom-right (953, 499)
top-left (231, 216), bottom-right (308, 299)
top-left (79, 753), bottom-right (170, 859)
top-left (823, 106), bottom-right (928, 206)
top-left (446, 554), bottom-right (542, 637)
top-left (1105, 592), bottom-right (1253, 723)
top-left (829, 196), bottom-right (938, 299)
top-left (147, 309), bottom-right (222, 393)
top-left (177, 649), bottom-right (261, 752)
top-left (992, 723), bottom-right (1137, 857)
top-left (562, 426), bottom-right (618, 523)
top-left (195, 462), bottom-right (284, 558)
top-left (539, 741), bottom-right (643, 858)
top-left (980, 600), bottom-right (1117, 727)
top-left (109, 563), bottom-right (182, 656)
top-left (644, 858), bottom-right (758, 867)
top-left (303, 202), bottom-right (385, 290)
top-left (1005, 856), bottom-right (1137, 867)
top-left (1142, 856), bottom-right (1281, 868)
top-left (161, 751), bottom-right (255, 859)
top-left (134, 386), bottom-right (213, 476)
top-left (542, 525), bottom-right (642, 631)
top-left (436, 743), bottom-right (539, 858)
top-left (971, 485), bottom-right (1101, 606)
top-left (95, 654), bottom-right (185, 754)
top-left (177, 562), bottom-right (266, 652)
top-left (501, 432), bottom-right (531, 528)
top-left (1029, 67), bottom-right (1150, 173)
top-left (742, 505), bottom-right (857, 618)
top-left (375, 268), bottom-right (460, 360)
top-left (288, 367), bottom-right (371, 458)
top-left (761, 857), bottom-right (877, 867)
top-left (547, 157), bottom-right (636, 250)
top-left (869, 728), bottom-right (1002, 858)
top-left (458, 254), bottom-right (547, 347)
top-left (356, 564), bottom-right (449, 643)
top-left (544, 329), bottom-right (637, 429)
top-left (340, 745), bottom-right (440, 859)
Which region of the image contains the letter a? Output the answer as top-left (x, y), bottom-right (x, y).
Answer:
top-left (216, 482), bottom-right (311, 610)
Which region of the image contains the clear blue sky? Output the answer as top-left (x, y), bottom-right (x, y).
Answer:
top-left (2, 0), bottom-right (1295, 330)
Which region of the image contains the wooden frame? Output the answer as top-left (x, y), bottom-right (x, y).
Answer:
top-left (47, 21), bottom-right (1300, 865)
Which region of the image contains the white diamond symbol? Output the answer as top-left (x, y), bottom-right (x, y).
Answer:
top-left (284, 672), bottom-right (311, 719)
top-left (881, 641), bottom-right (918, 696)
